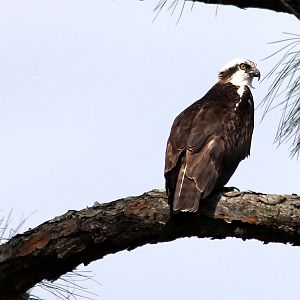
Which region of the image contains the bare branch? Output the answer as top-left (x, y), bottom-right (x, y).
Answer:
top-left (1, 189), bottom-right (300, 299)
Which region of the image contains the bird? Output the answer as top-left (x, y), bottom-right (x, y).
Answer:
top-left (164, 58), bottom-right (260, 213)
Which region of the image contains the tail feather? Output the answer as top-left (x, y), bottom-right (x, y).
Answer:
top-left (173, 163), bottom-right (201, 212)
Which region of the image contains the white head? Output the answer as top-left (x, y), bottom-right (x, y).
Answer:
top-left (218, 58), bottom-right (260, 88)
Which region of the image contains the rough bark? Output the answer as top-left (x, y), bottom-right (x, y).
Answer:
top-left (173, 0), bottom-right (300, 20)
top-left (1, 189), bottom-right (300, 298)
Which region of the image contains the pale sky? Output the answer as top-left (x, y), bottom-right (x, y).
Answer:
top-left (0, 1), bottom-right (299, 299)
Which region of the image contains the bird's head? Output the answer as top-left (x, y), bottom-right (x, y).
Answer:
top-left (218, 58), bottom-right (260, 88)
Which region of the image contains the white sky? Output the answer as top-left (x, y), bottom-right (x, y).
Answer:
top-left (0, 1), bottom-right (299, 299)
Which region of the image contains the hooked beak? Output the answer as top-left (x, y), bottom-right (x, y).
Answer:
top-left (249, 68), bottom-right (261, 81)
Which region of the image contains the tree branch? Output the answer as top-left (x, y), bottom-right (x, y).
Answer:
top-left (156, 0), bottom-right (300, 20)
top-left (1, 189), bottom-right (300, 298)
top-left (200, 0), bottom-right (300, 19)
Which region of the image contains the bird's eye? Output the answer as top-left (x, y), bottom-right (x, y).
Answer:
top-left (240, 63), bottom-right (246, 70)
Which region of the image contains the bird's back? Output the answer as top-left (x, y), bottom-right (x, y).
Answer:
top-left (164, 81), bottom-right (254, 212)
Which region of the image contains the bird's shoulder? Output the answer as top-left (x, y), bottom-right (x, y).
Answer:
top-left (165, 81), bottom-right (254, 172)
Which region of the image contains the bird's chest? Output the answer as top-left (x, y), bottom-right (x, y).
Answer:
top-left (223, 92), bottom-right (254, 152)
top-left (233, 86), bottom-right (253, 113)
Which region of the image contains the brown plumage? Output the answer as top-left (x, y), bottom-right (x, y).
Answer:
top-left (164, 58), bottom-right (260, 212)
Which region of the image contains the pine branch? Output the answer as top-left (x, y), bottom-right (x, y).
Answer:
top-left (155, 0), bottom-right (300, 20)
top-left (1, 189), bottom-right (300, 299)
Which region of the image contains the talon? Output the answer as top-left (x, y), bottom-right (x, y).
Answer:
top-left (222, 186), bottom-right (240, 193)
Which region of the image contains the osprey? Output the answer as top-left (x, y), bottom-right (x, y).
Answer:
top-left (164, 58), bottom-right (260, 212)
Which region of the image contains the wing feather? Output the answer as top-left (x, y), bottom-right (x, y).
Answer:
top-left (165, 82), bottom-right (254, 212)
